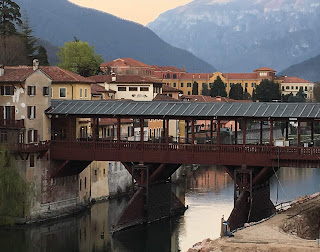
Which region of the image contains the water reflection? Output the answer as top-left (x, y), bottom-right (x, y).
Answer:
top-left (0, 166), bottom-right (319, 252)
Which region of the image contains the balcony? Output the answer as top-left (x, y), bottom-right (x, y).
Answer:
top-left (0, 119), bottom-right (24, 129)
top-left (7, 141), bottom-right (50, 153)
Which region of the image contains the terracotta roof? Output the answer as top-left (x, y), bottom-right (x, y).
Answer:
top-left (152, 65), bottom-right (186, 72)
top-left (254, 67), bottom-right (276, 72)
top-left (222, 73), bottom-right (258, 80)
top-left (179, 73), bottom-right (213, 80)
top-left (153, 94), bottom-right (179, 101)
top-left (0, 66), bottom-right (41, 83)
top-left (89, 74), bottom-right (163, 84)
top-left (40, 67), bottom-right (95, 84)
top-left (162, 84), bottom-right (181, 92)
top-left (282, 76), bottom-right (312, 84)
top-left (180, 95), bottom-right (218, 102)
top-left (101, 58), bottom-right (151, 68)
top-left (99, 118), bottom-right (133, 126)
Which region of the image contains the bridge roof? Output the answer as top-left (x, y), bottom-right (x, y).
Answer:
top-left (47, 100), bottom-right (320, 119)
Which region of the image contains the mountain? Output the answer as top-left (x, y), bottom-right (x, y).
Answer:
top-left (15, 0), bottom-right (215, 73)
top-left (147, 0), bottom-right (320, 73)
top-left (36, 39), bottom-right (59, 65)
top-left (278, 54), bottom-right (320, 82)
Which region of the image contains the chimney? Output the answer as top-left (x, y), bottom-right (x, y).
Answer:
top-left (0, 65), bottom-right (4, 77)
top-left (111, 72), bottom-right (116, 82)
top-left (33, 59), bottom-right (39, 71)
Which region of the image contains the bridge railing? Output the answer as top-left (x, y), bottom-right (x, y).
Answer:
top-left (49, 140), bottom-right (320, 160)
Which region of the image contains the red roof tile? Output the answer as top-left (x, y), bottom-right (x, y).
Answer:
top-left (153, 94), bottom-right (179, 101)
top-left (162, 84), bottom-right (181, 92)
top-left (222, 73), bottom-right (258, 80)
top-left (152, 65), bottom-right (186, 72)
top-left (40, 67), bottom-right (95, 84)
top-left (282, 76), bottom-right (312, 84)
top-left (101, 58), bottom-right (152, 68)
top-left (0, 66), bottom-right (40, 83)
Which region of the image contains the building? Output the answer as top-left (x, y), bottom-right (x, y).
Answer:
top-left (89, 74), bottom-right (163, 101)
top-left (101, 58), bottom-right (155, 76)
top-left (280, 76), bottom-right (314, 100)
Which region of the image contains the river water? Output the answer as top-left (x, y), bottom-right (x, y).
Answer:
top-left (0, 166), bottom-right (319, 252)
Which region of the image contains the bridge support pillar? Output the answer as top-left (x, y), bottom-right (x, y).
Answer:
top-left (111, 163), bottom-right (185, 233)
top-left (224, 166), bottom-right (276, 231)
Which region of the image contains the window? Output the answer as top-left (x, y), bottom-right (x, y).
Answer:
top-left (4, 106), bottom-right (15, 120)
top-left (85, 88), bottom-right (88, 98)
top-left (188, 91), bottom-right (191, 95)
top-left (282, 86), bottom-right (284, 91)
top-left (245, 83), bottom-right (248, 88)
top-left (173, 74), bottom-right (177, 79)
top-left (305, 86), bottom-right (308, 91)
top-left (108, 163), bottom-right (112, 172)
top-left (173, 83), bottom-right (176, 87)
top-left (80, 88), bottom-right (83, 98)
top-left (286, 86), bottom-right (290, 90)
top-left (166, 73), bottom-right (170, 79)
top-left (27, 106), bottom-right (36, 119)
top-left (181, 83), bottom-right (184, 87)
top-left (27, 129), bottom-right (38, 143)
top-left (230, 83), bottom-right (234, 86)
top-left (79, 179), bottom-right (82, 191)
top-left (103, 169), bottom-right (105, 175)
top-left (291, 86), bottom-right (294, 90)
top-left (296, 86), bottom-right (298, 90)
top-left (0, 131), bottom-right (8, 143)
top-left (187, 83), bottom-right (191, 87)
top-left (94, 170), bottom-right (97, 176)
top-left (1, 85), bottom-right (14, 96)
top-left (260, 72), bottom-right (267, 76)
top-left (27, 86), bottom-right (36, 96)
top-left (114, 162), bottom-right (117, 171)
top-left (168, 94), bottom-right (172, 97)
top-left (51, 88), bottom-right (53, 98)
top-left (129, 87), bottom-right (138, 91)
top-left (118, 87), bottom-right (126, 91)
top-left (30, 155), bottom-right (35, 168)
top-left (84, 177), bottom-right (87, 189)
top-left (43, 86), bottom-right (49, 96)
top-left (59, 87), bottom-right (66, 98)
top-left (140, 87), bottom-right (149, 91)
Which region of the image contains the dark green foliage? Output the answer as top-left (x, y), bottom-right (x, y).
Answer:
top-left (192, 81), bottom-right (199, 95)
top-left (243, 87), bottom-right (252, 100)
top-left (210, 76), bottom-right (227, 97)
top-left (35, 45), bottom-right (49, 66)
top-left (252, 88), bottom-right (257, 102)
top-left (255, 79), bottom-right (281, 102)
top-left (20, 16), bottom-right (37, 62)
top-left (0, 0), bottom-right (22, 35)
top-left (229, 83), bottom-right (243, 100)
top-left (287, 87), bottom-right (306, 102)
top-left (0, 145), bottom-right (29, 225)
top-left (201, 83), bottom-right (210, 96)
top-left (313, 82), bottom-right (320, 102)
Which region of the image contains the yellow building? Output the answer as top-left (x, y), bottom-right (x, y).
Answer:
top-left (280, 76), bottom-right (314, 101)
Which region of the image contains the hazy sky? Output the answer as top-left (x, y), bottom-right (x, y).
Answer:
top-left (69, 0), bottom-right (193, 25)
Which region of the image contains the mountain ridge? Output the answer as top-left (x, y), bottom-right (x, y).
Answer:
top-left (147, 0), bottom-right (320, 73)
top-left (14, 0), bottom-right (215, 73)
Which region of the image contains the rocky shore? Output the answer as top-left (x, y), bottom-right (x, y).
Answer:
top-left (188, 193), bottom-right (320, 252)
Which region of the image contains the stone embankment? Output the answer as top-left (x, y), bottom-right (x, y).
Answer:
top-left (188, 193), bottom-right (320, 252)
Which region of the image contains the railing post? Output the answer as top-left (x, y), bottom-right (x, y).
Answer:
top-left (210, 119), bottom-right (213, 144)
top-left (117, 117), bottom-right (121, 150)
top-left (297, 119), bottom-right (301, 147)
top-left (166, 119), bottom-right (169, 151)
top-left (217, 119), bottom-right (221, 146)
top-left (242, 119), bottom-right (246, 146)
top-left (269, 119), bottom-right (273, 146)
top-left (191, 119), bottom-right (195, 146)
top-left (235, 119), bottom-right (238, 145)
top-left (140, 118), bottom-right (144, 149)
top-left (260, 120), bottom-right (263, 145)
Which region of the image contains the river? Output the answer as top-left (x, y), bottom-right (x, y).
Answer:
top-left (0, 166), bottom-right (319, 252)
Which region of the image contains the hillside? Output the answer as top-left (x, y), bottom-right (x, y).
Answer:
top-left (148, 0), bottom-right (320, 73)
top-left (15, 0), bottom-right (215, 73)
top-left (278, 55), bottom-right (320, 83)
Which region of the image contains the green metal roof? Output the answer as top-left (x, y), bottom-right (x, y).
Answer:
top-left (47, 100), bottom-right (320, 119)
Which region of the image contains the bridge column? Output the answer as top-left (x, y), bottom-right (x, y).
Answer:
top-left (285, 121), bottom-right (289, 141)
top-left (311, 121), bottom-right (314, 145)
top-left (260, 121), bottom-right (263, 145)
top-left (224, 165), bottom-right (276, 231)
top-left (112, 162), bottom-right (185, 233)
top-left (140, 118), bottom-right (144, 142)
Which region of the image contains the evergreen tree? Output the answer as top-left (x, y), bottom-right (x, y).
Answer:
top-left (201, 83), bottom-right (210, 96)
top-left (192, 81), bottom-right (199, 95)
top-left (20, 16), bottom-right (37, 63)
top-left (229, 83), bottom-right (244, 100)
top-left (210, 76), bottom-right (227, 97)
top-left (35, 45), bottom-right (49, 66)
top-left (255, 79), bottom-right (281, 102)
top-left (243, 87), bottom-right (252, 100)
top-left (0, 0), bottom-right (22, 35)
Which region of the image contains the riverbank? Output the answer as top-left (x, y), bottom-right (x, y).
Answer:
top-left (188, 193), bottom-right (320, 252)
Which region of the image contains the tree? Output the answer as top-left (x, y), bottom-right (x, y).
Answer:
top-left (0, 35), bottom-right (28, 65)
top-left (288, 87), bottom-right (306, 102)
top-left (0, 146), bottom-right (30, 224)
top-left (35, 45), bottom-right (49, 66)
top-left (243, 87), bottom-right (252, 100)
top-left (201, 83), bottom-right (210, 96)
top-left (0, 0), bottom-right (22, 35)
top-left (57, 40), bottom-right (104, 77)
top-left (20, 16), bottom-right (37, 63)
top-left (314, 82), bottom-right (320, 102)
top-left (192, 81), bottom-right (199, 95)
top-left (255, 79), bottom-right (281, 102)
top-left (229, 83), bottom-right (243, 100)
top-left (210, 76), bottom-right (227, 97)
